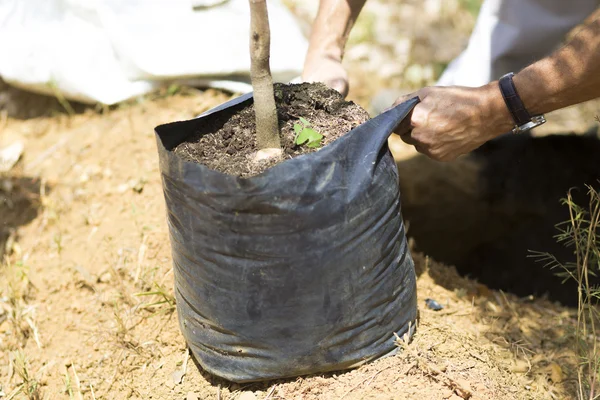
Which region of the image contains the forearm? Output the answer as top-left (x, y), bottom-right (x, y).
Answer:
top-left (513, 7), bottom-right (600, 115)
top-left (390, 8), bottom-right (600, 162)
top-left (306, 0), bottom-right (367, 61)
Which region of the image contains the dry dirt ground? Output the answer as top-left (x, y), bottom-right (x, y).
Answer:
top-left (0, 88), bottom-right (586, 400)
top-left (1, 0), bottom-right (599, 399)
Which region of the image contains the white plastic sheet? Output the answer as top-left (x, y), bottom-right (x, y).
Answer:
top-left (438, 0), bottom-right (599, 87)
top-left (0, 0), bottom-right (307, 104)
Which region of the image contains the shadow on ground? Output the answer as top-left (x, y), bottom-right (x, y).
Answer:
top-left (397, 131), bottom-right (600, 306)
top-left (0, 78), bottom-right (93, 120)
top-left (0, 175), bottom-right (45, 260)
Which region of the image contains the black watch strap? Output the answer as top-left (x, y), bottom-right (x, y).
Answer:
top-left (498, 72), bottom-right (532, 126)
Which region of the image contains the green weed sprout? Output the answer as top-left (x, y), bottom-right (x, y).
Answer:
top-left (294, 117), bottom-right (323, 148)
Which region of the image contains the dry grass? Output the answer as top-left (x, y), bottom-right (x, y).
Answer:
top-left (7, 350), bottom-right (41, 400)
top-left (532, 186), bottom-right (600, 399)
top-left (1, 258), bottom-right (40, 351)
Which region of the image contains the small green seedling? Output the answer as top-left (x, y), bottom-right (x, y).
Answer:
top-left (294, 117), bottom-right (323, 148)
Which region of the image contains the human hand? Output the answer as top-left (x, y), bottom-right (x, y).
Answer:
top-left (302, 51), bottom-right (349, 97)
top-left (392, 83), bottom-right (515, 161)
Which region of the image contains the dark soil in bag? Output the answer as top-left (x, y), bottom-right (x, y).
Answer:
top-left (173, 83), bottom-right (369, 177)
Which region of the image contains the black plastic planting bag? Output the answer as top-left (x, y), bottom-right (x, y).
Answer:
top-left (155, 94), bottom-right (419, 383)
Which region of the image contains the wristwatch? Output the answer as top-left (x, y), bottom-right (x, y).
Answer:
top-left (498, 72), bottom-right (546, 134)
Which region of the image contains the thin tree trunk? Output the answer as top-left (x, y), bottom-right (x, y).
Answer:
top-left (249, 0), bottom-right (281, 151)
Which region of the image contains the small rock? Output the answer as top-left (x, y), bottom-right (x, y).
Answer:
top-left (171, 370), bottom-right (185, 385)
top-left (70, 301), bottom-right (84, 314)
top-left (75, 265), bottom-right (95, 286)
top-left (454, 378), bottom-right (472, 398)
top-left (238, 392), bottom-right (257, 400)
top-left (425, 298), bottom-right (444, 311)
top-left (254, 148), bottom-right (282, 162)
top-left (549, 362), bottom-right (563, 383)
top-left (164, 378), bottom-right (176, 390)
top-left (98, 272), bottom-right (112, 283)
top-left (186, 391), bottom-right (199, 400)
top-left (133, 179), bottom-right (146, 194)
top-left (0, 142), bottom-right (24, 173)
top-left (474, 383), bottom-right (488, 392)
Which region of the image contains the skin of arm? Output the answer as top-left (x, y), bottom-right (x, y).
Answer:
top-left (395, 7), bottom-right (600, 162)
top-left (302, 0), bottom-right (367, 96)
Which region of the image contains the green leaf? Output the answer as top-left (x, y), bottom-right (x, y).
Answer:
top-left (304, 128), bottom-right (323, 142)
top-left (295, 130), bottom-right (308, 145)
top-left (298, 117), bottom-right (310, 126)
top-left (295, 127), bottom-right (323, 147)
top-left (293, 123), bottom-right (303, 136)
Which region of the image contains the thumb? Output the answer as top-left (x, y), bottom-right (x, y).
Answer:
top-left (392, 92), bottom-right (419, 108)
top-left (328, 78), bottom-right (349, 98)
top-left (389, 91), bottom-right (420, 136)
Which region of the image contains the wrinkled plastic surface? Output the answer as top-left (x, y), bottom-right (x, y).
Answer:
top-left (0, 0), bottom-right (306, 104)
top-left (155, 95), bottom-right (419, 382)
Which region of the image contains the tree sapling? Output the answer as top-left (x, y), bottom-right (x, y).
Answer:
top-left (249, 0), bottom-right (282, 161)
